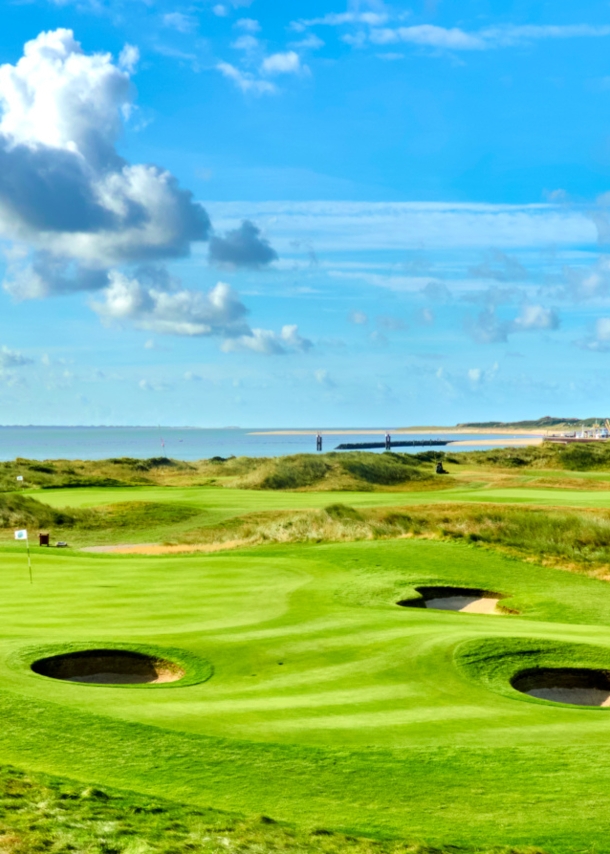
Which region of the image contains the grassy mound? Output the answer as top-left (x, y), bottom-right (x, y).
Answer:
top-left (0, 453), bottom-right (439, 493)
top-left (0, 494), bottom-right (78, 529)
top-left (234, 452), bottom-right (436, 491)
top-left (0, 494), bottom-right (201, 536)
top-left (451, 441), bottom-right (610, 471)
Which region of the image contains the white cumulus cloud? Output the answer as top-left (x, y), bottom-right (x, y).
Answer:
top-left (512, 304), bottom-right (559, 331)
top-left (261, 51), bottom-right (304, 76)
top-left (92, 272), bottom-right (311, 352)
top-left (222, 324), bottom-right (312, 355)
top-left (216, 61), bottom-right (277, 94)
top-left (0, 29), bottom-right (210, 284)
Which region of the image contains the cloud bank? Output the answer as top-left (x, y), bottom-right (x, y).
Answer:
top-left (0, 29), bottom-right (210, 274)
top-left (0, 30), bottom-right (299, 353)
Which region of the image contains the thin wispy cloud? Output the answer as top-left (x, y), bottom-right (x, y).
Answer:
top-left (368, 23), bottom-right (610, 51)
top-left (291, 13), bottom-right (610, 54)
top-left (290, 12), bottom-right (389, 32)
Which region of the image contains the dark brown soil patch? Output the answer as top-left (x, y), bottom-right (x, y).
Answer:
top-left (32, 650), bottom-right (185, 685)
top-left (512, 667), bottom-right (610, 706)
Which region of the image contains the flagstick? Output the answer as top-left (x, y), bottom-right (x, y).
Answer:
top-left (26, 538), bottom-right (32, 584)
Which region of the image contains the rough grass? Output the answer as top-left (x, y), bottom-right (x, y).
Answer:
top-left (7, 441), bottom-right (610, 494)
top-left (0, 764), bottom-right (544, 854)
top-left (0, 453), bottom-right (442, 493)
top-left (452, 441), bottom-right (610, 471)
top-left (160, 502), bottom-right (610, 577)
top-left (234, 452), bottom-right (436, 491)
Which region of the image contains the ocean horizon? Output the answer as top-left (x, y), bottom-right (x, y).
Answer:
top-left (0, 426), bottom-right (540, 462)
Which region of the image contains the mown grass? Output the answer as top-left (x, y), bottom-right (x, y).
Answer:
top-left (1, 538), bottom-right (610, 851)
top-left (9, 482), bottom-right (610, 579)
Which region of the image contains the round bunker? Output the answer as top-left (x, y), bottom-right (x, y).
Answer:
top-left (31, 649), bottom-right (185, 685)
top-left (397, 586), bottom-right (505, 614)
top-left (512, 667), bottom-right (610, 707)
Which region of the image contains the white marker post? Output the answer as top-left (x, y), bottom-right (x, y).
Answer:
top-left (14, 529), bottom-right (31, 584)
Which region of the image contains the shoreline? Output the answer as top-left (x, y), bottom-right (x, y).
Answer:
top-left (250, 428), bottom-right (547, 437)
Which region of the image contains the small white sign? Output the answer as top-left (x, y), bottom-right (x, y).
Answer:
top-left (14, 529), bottom-right (27, 540)
top-left (16, 476), bottom-right (23, 482)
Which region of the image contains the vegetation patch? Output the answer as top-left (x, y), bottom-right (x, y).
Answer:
top-left (232, 452), bottom-right (438, 491)
top-left (141, 502), bottom-right (610, 579)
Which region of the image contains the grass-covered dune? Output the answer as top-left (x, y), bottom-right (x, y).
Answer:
top-left (0, 451), bottom-right (442, 492)
top-left (2, 534), bottom-right (610, 851)
top-left (8, 440), bottom-right (610, 497)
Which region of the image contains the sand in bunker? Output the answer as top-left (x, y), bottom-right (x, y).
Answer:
top-left (32, 651), bottom-right (184, 685)
top-left (67, 671), bottom-right (177, 684)
top-left (425, 595), bottom-right (500, 614)
top-left (526, 687), bottom-right (610, 706)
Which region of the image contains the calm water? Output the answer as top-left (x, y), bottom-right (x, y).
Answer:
top-left (0, 427), bottom-right (538, 461)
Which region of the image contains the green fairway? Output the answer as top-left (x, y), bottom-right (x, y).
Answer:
top-left (30, 481), bottom-right (610, 519)
top-left (2, 531), bottom-right (610, 852)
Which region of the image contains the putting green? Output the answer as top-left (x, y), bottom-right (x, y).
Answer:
top-left (2, 535), bottom-right (610, 851)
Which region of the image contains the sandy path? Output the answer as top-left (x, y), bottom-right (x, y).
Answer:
top-left (425, 596), bottom-right (500, 614)
top-left (526, 687), bottom-right (610, 706)
top-left (82, 541), bottom-right (245, 555)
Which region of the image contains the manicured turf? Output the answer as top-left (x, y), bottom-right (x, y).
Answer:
top-left (3, 528), bottom-right (610, 852)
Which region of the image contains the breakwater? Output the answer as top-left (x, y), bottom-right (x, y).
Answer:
top-left (335, 440), bottom-right (452, 450)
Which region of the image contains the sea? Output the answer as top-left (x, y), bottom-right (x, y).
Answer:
top-left (0, 426), bottom-right (539, 462)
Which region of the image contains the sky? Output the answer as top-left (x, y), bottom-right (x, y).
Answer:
top-left (2, 2), bottom-right (610, 426)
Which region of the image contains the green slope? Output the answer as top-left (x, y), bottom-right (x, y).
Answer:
top-left (1, 538), bottom-right (610, 851)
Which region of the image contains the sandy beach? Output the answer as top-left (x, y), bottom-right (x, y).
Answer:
top-left (450, 438), bottom-right (543, 447)
top-left (249, 428), bottom-right (546, 437)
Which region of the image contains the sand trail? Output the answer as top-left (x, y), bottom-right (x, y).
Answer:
top-left (82, 541), bottom-right (245, 555)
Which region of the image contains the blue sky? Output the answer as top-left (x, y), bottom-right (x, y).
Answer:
top-left (2, 1), bottom-right (610, 426)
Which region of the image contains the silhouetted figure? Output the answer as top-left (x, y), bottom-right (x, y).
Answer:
top-left (385, 433), bottom-right (391, 450)
top-left (435, 461), bottom-right (448, 474)
top-left (316, 433), bottom-right (323, 452)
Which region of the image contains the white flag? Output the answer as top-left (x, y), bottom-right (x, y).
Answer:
top-left (14, 529), bottom-right (27, 540)
top-left (15, 476), bottom-right (23, 482)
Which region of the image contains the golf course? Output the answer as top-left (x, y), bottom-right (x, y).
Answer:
top-left (3, 447), bottom-right (610, 852)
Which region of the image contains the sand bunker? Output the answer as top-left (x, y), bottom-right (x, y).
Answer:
top-left (31, 650), bottom-right (185, 685)
top-left (512, 668), bottom-right (610, 707)
top-left (397, 586), bottom-right (505, 614)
